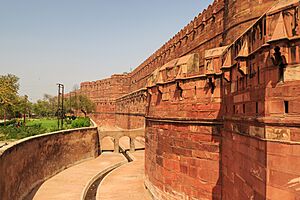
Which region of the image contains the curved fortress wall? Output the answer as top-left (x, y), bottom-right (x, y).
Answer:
top-left (80, 0), bottom-right (277, 130)
top-left (79, 0), bottom-right (300, 199)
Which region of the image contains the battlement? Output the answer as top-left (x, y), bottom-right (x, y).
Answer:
top-left (128, 0), bottom-right (224, 86)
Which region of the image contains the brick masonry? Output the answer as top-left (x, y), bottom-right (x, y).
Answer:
top-left (77, 0), bottom-right (300, 199)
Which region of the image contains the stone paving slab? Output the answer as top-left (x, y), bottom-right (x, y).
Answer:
top-left (101, 137), bottom-right (114, 151)
top-left (97, 150), bottom-right (152, 200)
top-left (119, 137), bottom-right (145, 150)
top-left (30, 153), bottom-right (126, 200)
top-left (101, 137), bottom-right (145, 151)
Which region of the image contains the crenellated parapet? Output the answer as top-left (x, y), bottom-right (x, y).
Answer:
top-left (128, 0), bottom-right (280, 92)
top-left (80, 73), bottom-right (130, 101)
top-left (128, 0), bottom-right (225, 91)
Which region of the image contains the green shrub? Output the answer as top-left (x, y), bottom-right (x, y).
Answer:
top-left (65, 117), bottom-right (72, 125)
top-left (71, 117), bottom-right (90, 128)
top-left (0, 117), bottom-right (91, 141)
top-left (0, 119), bottom-right (17, 127)
top-left (0, 125), bottom-right (47, 140)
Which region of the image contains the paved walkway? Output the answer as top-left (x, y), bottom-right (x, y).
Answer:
top-left (101, 136), bottom-right (145, 151)
top-left (119, 136), bottom-right (145, 150)
top-left (29, 153), bottom-right (126, 200)
top-left (26, 135), bottom-right (148, 200)
top-left (97, 150), bottom-right (152, 200)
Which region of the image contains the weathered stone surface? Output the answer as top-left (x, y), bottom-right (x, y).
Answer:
top-left (69, 0), bottom-right (300, 199)
top-left (0, 127), bottom-right (99, 200)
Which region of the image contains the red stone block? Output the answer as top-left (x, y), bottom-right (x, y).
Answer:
top-left (190, 133), bottom-right (214, 142)
top-left (268, 154), bottom-right (300, 173)
top-left (180, 164), bottom-right (188, 175)
top-left (249, 138), bottom-right (259, 149)
top-left (163, 159), bottom-right (180, 172)
top-left (268, 169), bottom-right (300, 191)
top-left (192, 150), bottom-right (220, 161)
top-left (172, 147), bottom-right (193, 157)
top-left (188, 166), bottom-right (198, 178)
top-left (197, 143), bottom-right (220, 153)
top-left (267, 186), bottom-right (297, 200)
top-left (266, 141), bottom-right (293, 156)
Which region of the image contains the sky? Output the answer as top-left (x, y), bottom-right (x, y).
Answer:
top-left (0, 0), bottom-right (213, 102)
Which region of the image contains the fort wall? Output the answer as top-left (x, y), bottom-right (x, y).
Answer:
top-left (80, 0), bottom-right (300, 199)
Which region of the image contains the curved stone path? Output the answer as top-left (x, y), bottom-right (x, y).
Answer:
top-left (97, 150), bottom-right (152, 200)
top-left (28, 153), bottom-right (126, 200)
top-left (26, 137), bottom-right (150, 200)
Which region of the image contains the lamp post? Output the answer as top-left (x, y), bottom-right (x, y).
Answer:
top-left (57, 83), bottom-right (64, 129)
top-left (23, 95), bottom-right (28, 126)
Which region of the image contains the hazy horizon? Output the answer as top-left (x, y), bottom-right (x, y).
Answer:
top-left (0, 0), bottom-right (213, 102)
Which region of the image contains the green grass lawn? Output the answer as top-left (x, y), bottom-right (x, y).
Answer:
top-left (27, 118), bottom-right (58, 130)
top-left (0, 117), bottom-right (91, 141)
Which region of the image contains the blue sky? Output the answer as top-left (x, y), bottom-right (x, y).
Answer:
top-left (0, 0), bottom-right (213, 101)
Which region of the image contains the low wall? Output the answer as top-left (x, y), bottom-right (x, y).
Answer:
top-left (0, 127), bottom-right (99, 200)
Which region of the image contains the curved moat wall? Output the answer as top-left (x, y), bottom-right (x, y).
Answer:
top-left (0, 127), bottom-right (99, 200)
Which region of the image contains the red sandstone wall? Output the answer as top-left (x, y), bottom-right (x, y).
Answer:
top-left (145, 77), bottom-right (223, 199)
top-left (145, 1), bottom-right (300, 200)
top-left (129, 0), bottom-right (225, 92)
top-left (222, 123), bottom-right (300, 199)
top-left (89, 100), bottom-right (117, 127)
top-left (266, 141), bottom-right (300, 199)
top-left (145, 122), bottom-right (222, 199)
top-left (89, 113), bottom-right (116, 128)
top-left (80, 74), bottom-right (130, 101)
top-left (220, 3), bottom-right (300, 199)
top-left (223, 0), bottom-right (277, 45)
top-left (147, 78), bottom-right (222, 120)
top-left (115, 89), bottom-right (147, 129)
top-left (76, 1), bottom-right (300, 199)
top-left (80, 0), bottom-right (277, 130)
top-left (80, 74), bottom-right (130, 127)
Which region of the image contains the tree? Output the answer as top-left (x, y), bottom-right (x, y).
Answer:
top-left (77, 95), bottom-right (95, 116)
top-left (0, 74), bottom-right (20, 125)
top-left (43, 94), bottom-right (57, 116)
top-left (32, 94), bottom-right (57, 118)
top-left (13, 95), bottom-right (31, 126)
top-left (64, 94), bottom-right (95, 117)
